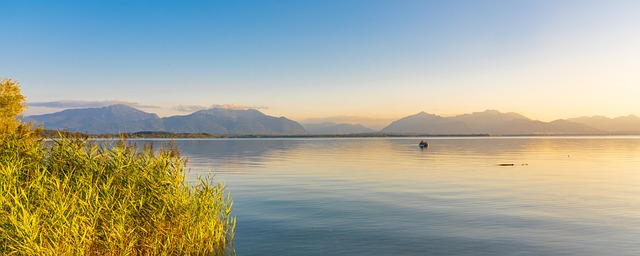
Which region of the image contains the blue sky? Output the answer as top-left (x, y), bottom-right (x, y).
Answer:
top-left (2, 0), bottom-right (639, 128)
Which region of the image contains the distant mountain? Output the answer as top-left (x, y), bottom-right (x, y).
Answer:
top-left (26, 105), bottom-right (638, 136)
top-left (380, 112), bottom-right (470, 134)
top-left (25, 105), bottom-right (308, 135)
top-left (302, 122), bottom-right (375, 134)
top-left (449, 110), bottom-right (528, 131)
top-left (24, 104), bottom-right (164, 134)
top-left (567, 115), bottom-right (640, 134)
top-left (162, 108), bottom-right (308, 135)
top-left (381, 110), bottom-right (603, 135)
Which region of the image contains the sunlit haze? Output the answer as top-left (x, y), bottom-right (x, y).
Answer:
top-left (2, 0), bottom-right (639, 127)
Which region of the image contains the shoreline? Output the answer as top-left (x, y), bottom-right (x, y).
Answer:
top-left (41, 130), bottom-right (640, 139)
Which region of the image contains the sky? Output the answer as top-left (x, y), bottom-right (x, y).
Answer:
top-left (2, 0), bottom-right (639, 129)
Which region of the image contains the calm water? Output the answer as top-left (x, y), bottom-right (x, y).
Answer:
top-left (135, 137), bottom-right (640, 256)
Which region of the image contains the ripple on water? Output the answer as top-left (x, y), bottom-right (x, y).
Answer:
top-left (142, 137), bottom-right (640, 256)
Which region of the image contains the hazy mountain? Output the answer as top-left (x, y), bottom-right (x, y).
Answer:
top-left (382, 110), bottom-right (603, 135)
top-left (25, 105), bottom-right (308, 135)
top-left (567, 115), bottom-right (640, 133)
top-left (483, 119), bottom-right (602, 135)
top-left (449, 110), bottom-right (528, 130)
top-left (380, 112), bottom-right (470, 134)
top-left (26, 105), bottom-right (636, 136)
top-left (302, 122), bottom-right (375, 134)
top-left (300, 116), bottom-right (394, 131)
top-left (163, 108), bottom-right (308, 135)
top-left (24, 104), bottom-right (164, 134)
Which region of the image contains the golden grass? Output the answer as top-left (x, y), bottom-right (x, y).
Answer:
top-left (0, 134), bottom-right (235, 255)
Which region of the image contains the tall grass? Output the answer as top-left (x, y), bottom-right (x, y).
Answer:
top-left (0, 133), bottom-right (235, 255)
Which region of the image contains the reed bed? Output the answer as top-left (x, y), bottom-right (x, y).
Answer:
top-left (0, 133), bottom-right (235, 255)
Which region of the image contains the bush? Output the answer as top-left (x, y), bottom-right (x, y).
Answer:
top-left (0, 78), bottom-right (27, 135)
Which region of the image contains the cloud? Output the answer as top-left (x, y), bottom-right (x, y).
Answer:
top-left (173, 103), bottom-right (269, 113)
top-left (173, 105), bottom-right (208, 112)
top-left (28, 100), bottom-right (159, 109)
top-left (209, 104), bottom-right (269, 110)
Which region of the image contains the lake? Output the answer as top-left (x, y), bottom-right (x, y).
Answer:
top-left (133, 136), bottom-right (640, 256)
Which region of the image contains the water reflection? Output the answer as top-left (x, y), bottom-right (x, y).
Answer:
top-left (134, 137), bottom-right (640, 256)
top-left (128, 138), bottom-right (304, 175)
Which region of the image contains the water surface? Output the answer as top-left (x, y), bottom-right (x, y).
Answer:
top-left (136, 137), bottom-right (640, 255)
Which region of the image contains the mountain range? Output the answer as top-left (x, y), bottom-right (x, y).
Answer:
top-left (381, 110), bottom-right (605, 135)
top-left (24, 104), bottom-right (307, 135)
top-left (24, 105), bottom-right (640, 135)
top-left (566, 115), bottom-right (640, 134)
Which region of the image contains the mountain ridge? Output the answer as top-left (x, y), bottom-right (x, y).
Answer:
top-left (380, 110), bottom-right (626, 135)
top-left (567, 115), bottom-right (640, 133)
top-left (24, 104), bottom-right (308, 135)
top-left (22, 104), bottom-right (164, 134)
top-left (24, 106), bottom-right (640, 135)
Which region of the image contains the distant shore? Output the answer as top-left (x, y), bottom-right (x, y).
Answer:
top-left (41, 130), bottom-right (640, 139)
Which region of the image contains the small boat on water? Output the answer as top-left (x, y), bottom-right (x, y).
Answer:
top-left (419, 140), bottom-right (429, 148)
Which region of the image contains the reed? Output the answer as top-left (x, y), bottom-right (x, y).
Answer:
top-left (0, 133), bottom-right (235, 255)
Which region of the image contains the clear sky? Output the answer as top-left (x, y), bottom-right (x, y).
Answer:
top-left (2, 0), bottom-right (639, 129)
